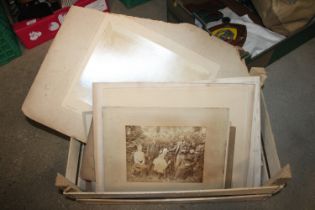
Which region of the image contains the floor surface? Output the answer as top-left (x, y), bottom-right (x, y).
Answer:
top-left (0, 0), bottom-right (314, 209)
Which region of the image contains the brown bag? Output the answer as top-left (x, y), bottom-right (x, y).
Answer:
top-left (252, 0), bottom-right (315, 36)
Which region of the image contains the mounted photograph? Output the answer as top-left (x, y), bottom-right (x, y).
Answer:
top-left (94, 106), bottom-right (230, 192)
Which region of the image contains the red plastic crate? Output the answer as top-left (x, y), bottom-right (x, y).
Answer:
top-left (13, 0), bottom-right (109, 49)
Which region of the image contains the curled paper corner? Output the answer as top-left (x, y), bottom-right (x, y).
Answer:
top-left (250, 67), bottom-right (267, 87)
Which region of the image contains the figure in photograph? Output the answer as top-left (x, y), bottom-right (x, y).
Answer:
top-left (175, 147), bottom-right (197, 181)
top-left (131, 144), bottom-right (147, 177)
top-left (152, 148), bottom-right (171, 178)
top-left (146, 131), bottom-right (160, 174)
top-left (174, 138), bottom-right (188, 173)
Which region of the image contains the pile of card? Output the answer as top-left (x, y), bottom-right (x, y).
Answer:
top-left (21, 7), bottom-right (262, 195)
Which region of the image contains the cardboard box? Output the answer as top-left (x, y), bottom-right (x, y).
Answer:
top-left (55, 93), bottom-right (291, 204)
top-left (13, 0), bottom-right (109, 49)
top-left (20, 6), bottom-right (291, 203)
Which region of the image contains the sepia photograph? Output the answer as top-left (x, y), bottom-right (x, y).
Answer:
top-left (99, 106), bottom-right (230, 192)
top-left (126, 125), bottom-right (206, 183)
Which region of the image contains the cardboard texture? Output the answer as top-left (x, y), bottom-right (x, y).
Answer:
top-left (80, 124), bottom-right (95, 181)
top-left (22, 6), bottom-right (249, 142)
top-left (252, 0), bottom-right (315, 36)
top-left (54, 92), bottom-right (291, 202)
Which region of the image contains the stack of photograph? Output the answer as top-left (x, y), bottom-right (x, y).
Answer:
top-left (78, 77), bottom-right (261, 196)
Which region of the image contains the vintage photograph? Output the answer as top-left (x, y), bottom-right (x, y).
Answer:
top-left (126, 125), bottom-right (206, 183)
top-left (99, 106), bottom-right (229, 191)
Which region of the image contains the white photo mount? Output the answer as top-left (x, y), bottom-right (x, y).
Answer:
top-left (22, 6), bottom-right (226, 142)
top-left (93, 77), bottom-right (261, 190)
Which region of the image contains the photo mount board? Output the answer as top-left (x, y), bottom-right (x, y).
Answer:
top-left (22, 7), bottom-right (235, 142)
top-left (97, 107), bottom-right (230, 192)
top-left (63, 14), bottom-right (221, 113)
top-left (93, 77), bottom-right (261, 189)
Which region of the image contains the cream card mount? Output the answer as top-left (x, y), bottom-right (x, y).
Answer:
top-left (22, 6), bottom-right (220, 143)
top-left (93, 77), bottom-right (261, 189)
top-left (95, 106), bottom-right (230, 192)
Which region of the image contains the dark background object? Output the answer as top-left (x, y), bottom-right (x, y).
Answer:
top-left (166, 0), bottom-right (315, 68)
top-left (119, 0), bottom-right (151, 8)
top-left (18, 0), bottom-right (61, 21)
top-left (0, 3), bottom-right (21, 65)
top-left (0, 0), bottom-right (20, 23)
top-left (209, 21), bottom-right (247, 47)
top-left (0, 0), bottom-right (62, 22)
top-left (246, 22), bottom-right (315, 68)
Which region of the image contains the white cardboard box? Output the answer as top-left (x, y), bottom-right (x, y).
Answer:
top-left (55, 93), bottom-right (291, 204)
top-left (19, 6), bottom-right (290, 203)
